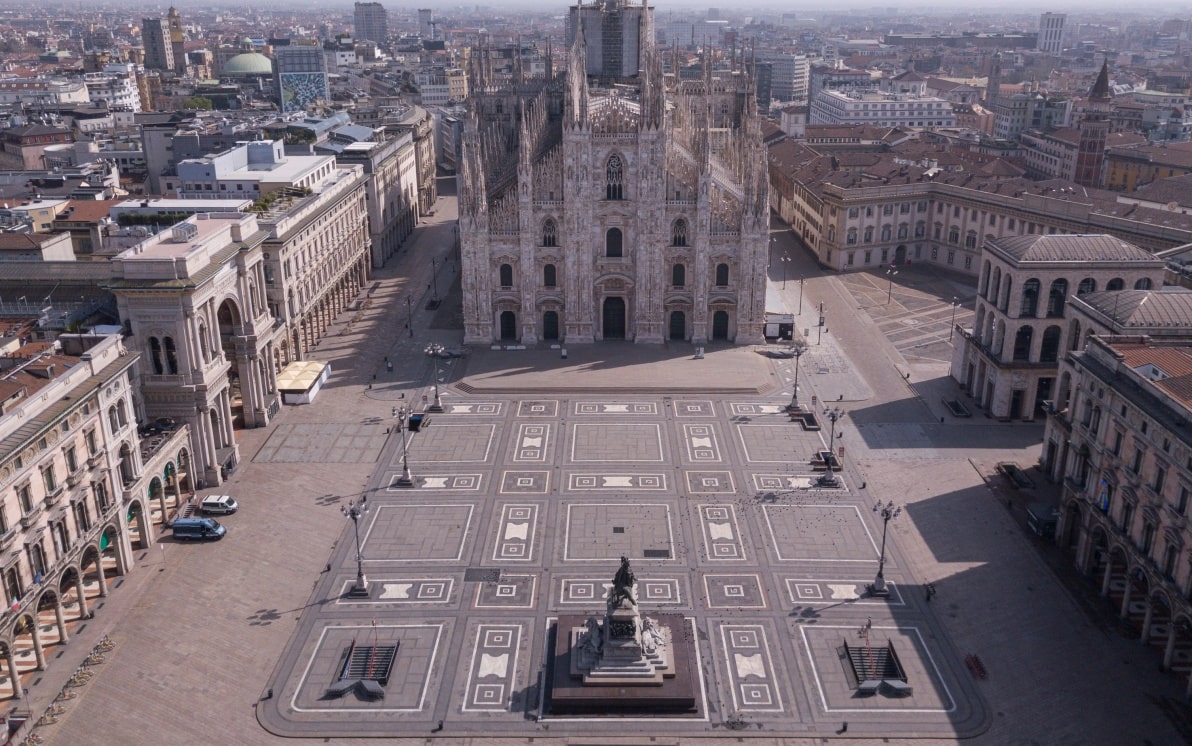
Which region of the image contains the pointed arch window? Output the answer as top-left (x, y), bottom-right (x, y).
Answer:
top-left (672, 264), bottom-right (686, 288)
top-left (672, 218), bottom-right (688, 247)
top-left (542, 218), bottom-right (557, 247)
top-left (605, 155), bottom-right (624, 200)
top-left (499, 263), bottom-right (514, 287)
top-left (543, 264), bottom-right (557, 287)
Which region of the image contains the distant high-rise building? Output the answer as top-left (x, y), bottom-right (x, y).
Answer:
top-left (354, 2), bottom-right (388, 44)
top-left (1039, 12), bottom-right (1065, 55)
top-left (142, 18), bottom-right (174, 72)
top-left (418, 8), bottom-right (434, 40)
top-left (275, 44), bottom-right (329, 113)
top-left (566, 0), bottom-right (651, 82)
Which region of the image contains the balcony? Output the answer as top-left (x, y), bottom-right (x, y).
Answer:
top-left (0, 526), bottom-right (17, 551)
top-left (66, 469), bottom-right (85, 488)
top-left (87, 452), bottom-right (104, 468)
top-left (1164, 503), bottom-right (1187, 529)
top-left (20, 503), bottom-right (44, 528)
top-left (44, 484), bottom-right (65, 507)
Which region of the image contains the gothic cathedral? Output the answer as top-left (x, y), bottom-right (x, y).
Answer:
top-left (458, 0), bottom-right (768, 345)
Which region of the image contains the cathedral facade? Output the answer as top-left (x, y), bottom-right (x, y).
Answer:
top-left (458, 0), bottom-right (768, 345)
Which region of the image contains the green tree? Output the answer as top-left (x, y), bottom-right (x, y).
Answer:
top-left (184, 96), bottom-right (214, 110)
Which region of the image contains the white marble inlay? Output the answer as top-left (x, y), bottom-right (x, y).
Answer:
top-left (734, 653), bottom-right (766, 679)
top-left (828, 584), bottom-right (860, 600)
top-left (380, 583), bottom-right (413, 599)
top-left (709, 522), bottom-right (734, 541)
top-left (504, 522), bottom-right (528, 540)
top-left (479, 653), bottom-right (509, 678)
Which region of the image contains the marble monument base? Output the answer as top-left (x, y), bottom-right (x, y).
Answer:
top-left (548, 613), bottom-right (697, 715)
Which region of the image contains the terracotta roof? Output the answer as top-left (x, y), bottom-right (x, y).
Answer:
top-left (0, 233), bottom-right (66, 251)
top-left (1134, 174), bottom-right (1192, 208)
top-left (1114, 343), bottom-right (1192, 406)
top-left (990, 234), bottom-right (1159, 264)
top-left (52, 199), bottom-right (121, 224)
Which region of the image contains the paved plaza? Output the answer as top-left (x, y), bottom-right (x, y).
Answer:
top-left (32, 200), bottom-right (1191, 745)
top-left (257, 389), bottom-right (988, 740)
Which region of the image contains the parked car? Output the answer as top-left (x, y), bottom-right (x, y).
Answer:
top-left (199, 495), bottom-right (238, 515)
top-left (172, 517), bottom-right (227, 541)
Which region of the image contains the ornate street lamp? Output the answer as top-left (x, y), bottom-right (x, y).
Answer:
top-left (424, 343), bottom-right (444, 412)
top-left (341, 496), bottom-right (371, 597)
top-left (868, 500), bottom-right (902, 597)
top-left (817, 406), bottom-right (845, 487)
top-left (393, 405), bottom-right (414, 487)
top-left (886, 266), bottom-right (899, 304)
top-left (787, 346), bottom-right (808, 411)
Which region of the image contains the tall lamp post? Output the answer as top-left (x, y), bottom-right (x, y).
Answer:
top-left (406, 296), bottom-right (413, 337)
top-left (885, 266), bottom-right (899, 304)
top-left (429, 258), bottom-right (441, 308)
top-left (787, 346), bottom-right (807, 411)
top-left (780, 255), bottom-right (791, 289)
top-left (393, 405), bottom-right (415, 487)
top-left (424, 343), bottom-right (444, 412)
top-left (868, 500), bottom-right (902, 597)
top-left (817, 406), bottom-right (845, 487)
top-left (948, 297), bottom-right (960, 341)
top-left (341, 496), bottom-right (371, 597)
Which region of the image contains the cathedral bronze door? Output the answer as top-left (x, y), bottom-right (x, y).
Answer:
top-left (712, 310), bottom-right (729, 340)
top-left (603, 297), bottom-right (626, 339)
top-left (500, 311), bottom-right (517, 340)
top-left (543, 311), bottom-right (559, 340)
top-left (669, 311), bottom-right (686, 341)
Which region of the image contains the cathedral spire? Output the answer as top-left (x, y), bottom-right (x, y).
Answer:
top-left (566, 17), bottom-right (589, 129)
top-left (1089, 58), bottom-right (1110, 101)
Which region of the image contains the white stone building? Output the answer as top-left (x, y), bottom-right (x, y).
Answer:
top-left (458, 0), bottom-right (768, 345)
top-left (0, 333), bottom-right (194, 700)
top-left (951, 234), bottom-right (1166, 420)
top-left (1045, 334), bottom-right (1192, 696)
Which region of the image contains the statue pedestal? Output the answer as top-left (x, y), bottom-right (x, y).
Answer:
top-left (549, 612), bottom-right (696, 714)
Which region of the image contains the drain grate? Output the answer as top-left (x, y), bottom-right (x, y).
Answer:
top-left (643, 549), bottom-right (671, 559)
top-left (464, 568), bottom-right (501, 582)
top-left (612, 527), bottom-right (625, 533)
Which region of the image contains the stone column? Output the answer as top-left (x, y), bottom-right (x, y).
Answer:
top-left (53, 599), bottom-right (69, 645)
top-left (30, 624), bottom-right (45, 671)
top-left (74, 575), bottom-right (89, 619)
top-left (1162, 624), bottom-right (1177, 670)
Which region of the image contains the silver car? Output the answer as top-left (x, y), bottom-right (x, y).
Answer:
top-left (199, 495), bottom-right (239, 515)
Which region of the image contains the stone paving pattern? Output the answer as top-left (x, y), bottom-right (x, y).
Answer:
top-left (28, 192), bottom-right (1191, 745)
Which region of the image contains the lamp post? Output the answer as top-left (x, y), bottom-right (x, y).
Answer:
top-left (868, 500), bottom-right (902, 597)
top-left (424, 343), bottom-right (444, 412)
top-left (406, 296), bottom-right (413, 337)
top-left (341, 496), bottom-right (371, 597)
top-left (787, 345), bottom-right (807, 411)
top-left (817, 406), bottom-right (845, 487)
top-left (429, 258), bottom-right (441, 307)
top-left (885, 266), bottom-right (899, 304)
top-left (798, 276), bottom-right (805, 315)
top-left (780, 255), bottom-right (791, 289)
top-left (393, 405), bottom-right (414, 486)
top-left (948, 297), bottom-right (959, 341)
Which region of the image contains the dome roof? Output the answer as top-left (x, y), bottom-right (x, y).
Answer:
top-left (222, 52), bottom-right (272, 77)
